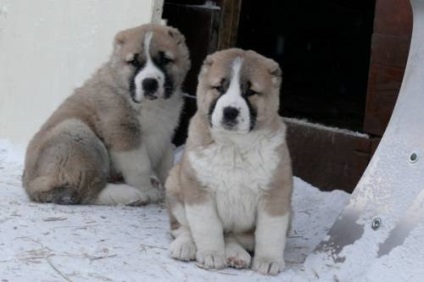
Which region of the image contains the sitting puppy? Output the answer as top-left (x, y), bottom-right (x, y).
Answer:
top-left (166, 48), bottom-right (292, 275)
top-left (23, 24), bottom-right (191, 205)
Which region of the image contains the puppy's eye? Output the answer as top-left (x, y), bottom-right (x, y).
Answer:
top-left (245, 89), bottom-right (259, 97)
top-left (158, 51), bottom-right (174, 66)
top-left (128, 59), bottom-right (139, 67)
top-left (211, 78), bottom-right (227, 94)
top-left (127, 54), bottom-right (140, 67)
top-left (161, 56), bottom-right (174, 65)
top-left (212, 85), bottom-right (225, 94)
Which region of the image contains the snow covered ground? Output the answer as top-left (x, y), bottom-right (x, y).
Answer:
top-left (0, 139), bottom-right (350, 281)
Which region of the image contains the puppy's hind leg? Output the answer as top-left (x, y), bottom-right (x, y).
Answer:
top-left (225, 235), bottom-right (252, 269)
top-left (170, 225), bottom-right (196, 261)
top-left (91, 183), bottom-right (151, 206)
top-left (23, 119), bottom-right (110, 205)
top-left (169, 203), bottom-right (196, 261)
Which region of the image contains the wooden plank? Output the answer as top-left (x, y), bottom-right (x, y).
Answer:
top-left (285, 118), bottom-right (371, 193)
top-left (216, 0), bottom-right (242, 50)
top-left (370, 34), bottom-right (411, 67)
top-left (373, 0), bottom-right (412, 36)
top-left (364, 63), bottom-right (406, 136)
top-left (363, 0), bottom-right (412, 137)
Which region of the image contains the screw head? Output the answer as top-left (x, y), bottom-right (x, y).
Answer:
top-left (410, 153), bottom-right (418, 163)
top-left (372, 218), bottom-right (382, 230)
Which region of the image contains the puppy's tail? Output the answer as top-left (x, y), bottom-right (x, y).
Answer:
top-left (90, 183), bottom-right (146, 206)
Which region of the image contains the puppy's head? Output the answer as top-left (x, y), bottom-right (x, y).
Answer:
top-left (196, 48), bottom-right (282, 133)
top-left (110, 24), bottom-right (191, 103)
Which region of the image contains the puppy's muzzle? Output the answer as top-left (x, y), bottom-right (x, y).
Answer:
top-left (222, 106), bottom-right (240, 128)
top-left (142, 78), bottom-right (159, 100)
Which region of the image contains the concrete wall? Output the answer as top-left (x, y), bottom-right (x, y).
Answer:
top-left (0, 0), bottom-right (163, 144)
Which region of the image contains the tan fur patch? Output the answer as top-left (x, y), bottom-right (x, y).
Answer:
top-left (165, 115), bottom-right (212, 206)
top-left (262, 131), bottom-right (293, 217)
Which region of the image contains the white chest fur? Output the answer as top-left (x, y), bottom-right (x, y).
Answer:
top-left (188, 127), bottom-right (286, 232)
top-left (138, 94), bottom-right (182, 167)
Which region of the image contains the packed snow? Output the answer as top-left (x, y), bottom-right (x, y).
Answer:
top-left (2, 137), bottom-right (423, 281)
top-left (0, 139), bottom-right (353, 281)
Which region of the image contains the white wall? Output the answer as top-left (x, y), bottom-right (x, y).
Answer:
top-left (0, 0), bottom-right (164, 144)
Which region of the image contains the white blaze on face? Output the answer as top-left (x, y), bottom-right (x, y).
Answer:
top-left (133, 32), bottom-right (165, 102)
top-left (211, 57), bottom-right (251, 133)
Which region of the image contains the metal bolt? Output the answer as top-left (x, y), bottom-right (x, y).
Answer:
top-left (372, 218), bottom-right (382, 230)
top-left (410, 153), bottom-right (418, 163)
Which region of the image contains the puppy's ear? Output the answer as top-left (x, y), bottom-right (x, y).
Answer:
top-left (267, 59), bottom-right (282, 77)
top-left (203, 55), bottom-right (214, 67)
top-left (199, 54), bottom-right (214, 76)
top-left (114, 30), bottom-right (127, 49)
top-left (267, 59), bottom-right (282, 86)
top-left (167, 27), bottom-right (185, 45)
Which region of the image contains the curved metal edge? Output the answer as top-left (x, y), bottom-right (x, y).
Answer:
top-left (303, 0), bottom-right (424, 279)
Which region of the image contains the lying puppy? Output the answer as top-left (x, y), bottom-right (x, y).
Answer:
top-left (166, 48), bottom-right (292, 275)
top-left (23, 24), bottom-right (191, 205)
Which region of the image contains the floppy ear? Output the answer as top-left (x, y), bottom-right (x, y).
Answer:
top-left (267, 59), bottom-right (282, 86)
top-left (167, 27), bottom-right (185, 45)
top-left (203, 54), bottom-right (214, 67)
top-left (199, 54), bottom-right (214, 77)
top-left (267, 59), bottom-right (282, 78)
top-left (114, 30), bottom-right (127, 50)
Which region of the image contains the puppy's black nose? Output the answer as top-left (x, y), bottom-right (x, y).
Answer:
top-left (223, 107), bottom-right (239, 122)
top-left (142, 78), bottom-right (159, 93)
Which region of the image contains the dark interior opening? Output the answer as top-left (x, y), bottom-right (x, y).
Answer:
top-left (236, 0), bottom-right (376, 132)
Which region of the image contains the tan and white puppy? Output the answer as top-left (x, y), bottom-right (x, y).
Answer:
top-left (23, 24), bottom-right (191, 205)
top-left (166, 48), bottom-right (292, 275)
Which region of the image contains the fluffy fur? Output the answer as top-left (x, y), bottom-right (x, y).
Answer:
top-left (165, 48), bottom-right (293, 275)
top-left (23, 24), bottom-right (191, 205)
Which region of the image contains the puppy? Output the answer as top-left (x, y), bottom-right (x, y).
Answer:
top-left (165, 48), bottom-right (292, 275)
top-left (22, 24), bottom-right (191, 205)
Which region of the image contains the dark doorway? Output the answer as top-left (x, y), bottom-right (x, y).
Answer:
top-left (236, 0), bottom-right (376, 132)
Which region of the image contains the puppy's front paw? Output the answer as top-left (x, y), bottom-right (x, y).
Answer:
top-left (144, 188), bottom-right (164, 203)
top-left (252, 257), bottom-right (285, 275)
top-left (196, 250), bottom-right (227, 270)
top-left (170, 237), bottom-right (196, 261)
top-left (225, 243), bottom-right (251, 269)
